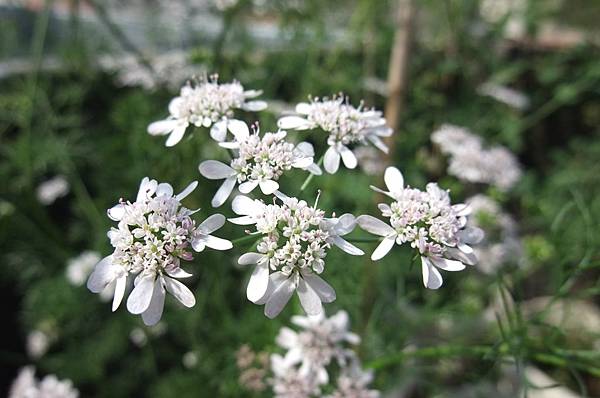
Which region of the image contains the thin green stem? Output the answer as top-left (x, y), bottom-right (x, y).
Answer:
top-left (231, 234), bottom-right (260, 244)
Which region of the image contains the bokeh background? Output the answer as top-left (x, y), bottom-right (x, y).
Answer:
top-left (1, 0), bottom-right (599, 396)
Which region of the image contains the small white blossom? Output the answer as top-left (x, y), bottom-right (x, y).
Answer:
top-left (477, 82), bottom-right (530, 110)
top-left (148, 75), bottom-right (267, 147)
top-left (26, 330), bottom-right (50, 359)
top-left (199, 121), bottom-right (321, 207)
top-left (86, 177), bottom-right (232, 325)
top-left (325, 361), bottom-right (380, 398)
top-left (65, 251), bottom-right (102, 286)
top-left (432, 124), bottom-right (522, 191)
top-left (269, 354), bottom-right (321, 398)
top-left (36, 175), bottom-right (69, 205)
top-left (9, 367), bottom-right (79, 398)
top-left (358, 167), bottom-right (483, 289)
top-left (230, 194), bottom-right (363, 318)
top-left (277, 95), bottom-right (392, 174)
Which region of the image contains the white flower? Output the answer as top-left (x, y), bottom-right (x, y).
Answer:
top-left (269, 353), bottom-right (321, 398)
top-left (325, 360), bottom-right (380, 398)
top-left (199, 121), bottom-right (321, 207)
top-left (147, 75), bottom-right (267, 147)
top-left (26, 330), bottom-right (50, 359)
top-left (276, 311), bottom-right (360, 385)
top-left (36, 175), bottom-right (69, 205)
top-left (357, 167), bottom-right (484, 289)
top-left (477, 82), bottom-right (529, 110)
top-left (9, 367), bottom-right (79, 398)
top-left (230, 194), bottom-right (363, 318)
top-left (431, 124), bottom-right (522, 191)
top-left (65, 251), bottom-right (102, 286)
top-left (86, 177), bottom-right (232, 325)
top-left (277, 96), bottom-right (392, 174)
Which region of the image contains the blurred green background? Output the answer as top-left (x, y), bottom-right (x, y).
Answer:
top-left (1, 0), bottom-right (599, 396)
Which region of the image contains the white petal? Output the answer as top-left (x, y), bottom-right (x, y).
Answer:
top-left (239, 180), bottom-right (259, 194)
top-left (291, 156), bottom-right (313, 169)
top-left (458, 242), bottom-right (474, 254)
top-left (112, 275), bottom-right (127, 312)
top-left (87, 256), bottom-right (117, 293)
top-left (447, 248), bottom-right (478, 266)
top-left (210, 120), bottom-right (228, 142)
top-left (243, 89), bottom-right (262, 98)
top-left (323, 146), bottom-right (341, 174)
top-left (339, 145), bottom-right (357, 169)
top-left (126, 274), bottom-right (155, 314)
top-left (238, 252), bottom-right (266, 265)
top-left (165, 123), bottom-right (187, 147)
top-left (204, 235), bottom-right (233, 250)
top-left (334, 213), bottom-right (357, 235)
top-left (459, 227), bottom-right (484, 244)
top-left (259, 180), bottom-right (279, 195)
top-left (163, 277), bottom-right (195, 308)
top-left (211, 177), bottom-right (237, 207)
top-left (255, 271), bottom-right (287, 305)
top-left (107, 204), bottom-right (125, 221)
top-left (422, 257), bottom-right (443, 289)
top-left (302, 274), bottom-right (336, 303)
top-left (199, 160), bottom-right (235, 180)
top-left (297, 279), bottom-right (323, 316)
top-left (156, 182), bottom-right (174, 197)
top-left (191, 237), bottom-right (206, 252)
top-left (430, 257), bottom-right (466, 271)
top-left (165, 267), bottom-right (193, 278)
top-left (242, 100), bottom-right (267, 111)
top-left (228, 215), bottom-right (256, 225)
top-left (168, 97), bottom-right (183, 116)
top-left (384, 167), bottom-right (404, 196)
top-left (277, 116), bottom-right (312, 130)
top-left (295, 142), bottom-right (314, 157)
top-left (247, 263), bottom-right (270, 303)
top-left (231, 195), bottom-right (260, 216)
top-left (147, 119), bottom-right (176, 136)
top-left (227, 119), bottom-right (249, 140)
top-left (367, 135), bottom-right (389, 154)
top-left (265, 277), bottom-right (295, 319)
top-left (295, 102), bottom-right (312, 114)
top-left (357, 215), bottom-right (395, 236)
top-left (198, 214), bottom-right (226, 234)
top-left (306, 163), bottom-right (322, 175)
top-left (175, 180), bottom-right (198, 201)
top-left (142, 279), bottom-right (166, 326)
top-left (333, 236), bottom-right (364, 256)
top-left (137, 177), bottom-right (157, 202)
top-left (371, 235), bottom-right (396, 261)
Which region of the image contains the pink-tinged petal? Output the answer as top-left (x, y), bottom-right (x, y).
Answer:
top-left (371, 235), bottom-right (396, 261)
top-left (323, 146), bottom-right (341, 174)
top-left (199, 160), bottom-right (235, 180)
top-left (210, 120), bottom-right (227, 142)
top-left (277, 116), bottom-right (312, 130)
top-left (239, 180), bottom-right (259, 194)
top-left (142, 278), bottom-right (166, 326)
top-left (303, 274), bottom-right (336, 303)
top-left (147, 119), bottom-right (176, 136)
top-left (198, 214), bottom-right (226, 234)
top-left (384, 167), bottom-right (404, 196)
top-left (227, 119), bottom-right (250, 140)
top-left (204, 235), bottom-right (233, 250)
top-left (107, 203), bottom-right (125, 221)
top-left (87, 256), bottom-right (117, 293)
top-left (295, 102), bottom-right (312, 114)
top-left (165, 123), bottom-right (187, 147)
top-left (247, 263), bottom-right (270, 303)
top-left (332, 236), bottom-right (364, 256)
top-left (259, 180), bottom-right (279, 195)
top-left (265, 277), bottom-right (295, 319)
top-left (126, 274), bottom-right (155, 314)
top-left (242, 100), bottom-right (267, 111)
top-left (339, 145), bottom-right (357, 169)
top-left (297, 279), bottom-right (323, 316)
top-left (357, 215), bottom-right (395, 236)
top-left (231, 195), bottom-right (260, 216)
top-left (163, 277), bottom-right (195, 308)
top-left (211, 177), bottom-right (237, 208)
top-left (156, 182), bottom-right (174, 197)
top-left (421, 257), bottom-right (443, 289)
top-left (175, 181), bottom-right (198, 201)
top-left (430, 257), bottom-right (466, 271)
top-left (112, 275), bottom-right (127, 312)
top-left (238, 253), bottom-right (266, 265)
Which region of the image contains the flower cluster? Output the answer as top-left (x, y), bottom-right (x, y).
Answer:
top-left (36, 175), bottom-right (69, 205)
top-left (358, 167), bottom-right (483, 289)
top-left (199, 121), bottom-right (321, 207)
top-left (466, 195), bottom-right (522, 274)
top-left (230, 194), bottom-right (363, 318)
top-left (277, 95), bottom-right (392, 174)
top-left (148, 75), bottom-right (267, 146)
top-left (65, 251), bottom-right (102, 286)
top-left (9, 367), bottom-right (79, 398)
top-left (432, 124), bottom-right (522, 191)
top-left (86, 177), bottom-right (232, 325)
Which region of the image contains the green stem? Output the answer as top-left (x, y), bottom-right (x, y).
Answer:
top-left (300, 155), bottom-right (324, 193)
top-left (231, 234), bottom-right (260, 244)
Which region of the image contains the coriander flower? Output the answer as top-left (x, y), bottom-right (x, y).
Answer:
top-left (326, 361), bottom-right (380, 398)
top-left (9, 367), bottom-right (79, 398)
top-left (270, 353), bottom-right (321, 398)
top-left (277, 96), bottom-right (392, 174)
top-left (86, 177), bottom-right (232, 325)
top-left (230, 195), bottom-right (363, 318)
top-left (199, 121), bottom-right (321, 207)
top-left (357, 167), bottom-right (484, 289)
top-left (147, 75), bottom-right (267, 147)
top-left (276, 311), bottom-right (360, 384)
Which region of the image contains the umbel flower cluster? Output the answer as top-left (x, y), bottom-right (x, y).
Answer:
top-left (230, 194), bottom-right (363, 318)
top-left (358, 167), bottom-right (484, 289)
top-left (9, 367), bottom-right (79, 398)
top-left (237, 311), bottom-right (379, 398)
top-left (199, 121), bottom-right (321, 207)
top-left (86, 177), bottom-right (232, 325)
top-left (148, 74), bottom-right (267, 146)
top-left (278, 95), bottom-right (392, 174)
